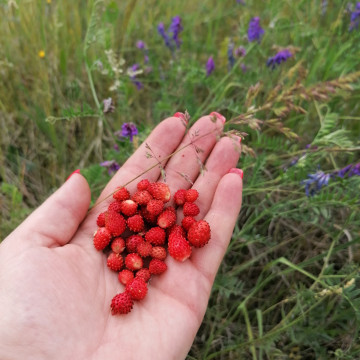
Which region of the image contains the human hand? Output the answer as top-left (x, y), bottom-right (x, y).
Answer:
top-left (0, 115), bottom-right (243, 360)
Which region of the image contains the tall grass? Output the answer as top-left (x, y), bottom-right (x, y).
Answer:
top-left (1, 0), bottom-right (360, 358)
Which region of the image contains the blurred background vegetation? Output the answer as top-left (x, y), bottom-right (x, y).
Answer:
top-left (1, 0), bottom-right (360, 358)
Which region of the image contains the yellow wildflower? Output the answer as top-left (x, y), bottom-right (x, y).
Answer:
top-left (38, 50), bottom-right (45, 58)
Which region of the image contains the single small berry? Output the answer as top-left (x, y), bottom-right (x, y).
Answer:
top-left (167, 224), bottom-right (186, 238)
top-left (181, 216), bottom-right (197, 231)
top-left (137, 179), bottom-right (150, 191)
top-left (111, 292), bottom-right (133, 315)
top-left (105, 211), bottom-right (127, 237)
top-left (118, 269), bottom-right (134, 285)
top-left (168, 234), bottom-right (192, 262)
top-left (132, 190), bottom-right (153, 205)
top-left (174, 189), bottom-right (187, 206)
top-left (187, 220), bottom-right (211, 248)
top-left (127, 214), bottom-right (145, 232)
top-left (126, 234), bottom-right (144, 253)
top-left (107, 252), bottom-right (124, 271)
top-left (108, 201), bottom-right (122, 213)
top-left (125, 253), bottom-right (143, 271)
top-left (157, 209), bottom-right (177, 229)
top-left (96, 212), bottom-right (106, 227)
top-left (151, 246), bottom-right (167, 261)
top-left (113, 187), bottom-right (130, 201)
top-left (185, 189), bottom-right (199, 203)
top-left (137, 240), bottom-right (152, 258)
top-left (145, 227), bottom-right (166, 245)
top-left (146, 199), bottom-right (164, 216)
top-left (93, 227), bottom-right (112, 251)
top-left (139, 206), bottom-right (158, 224)
top-left (126, 277), bottom-right (148, 301)
top-left (183, 202), bottom-right (200, 217)
top-left (111, 237), bottom-right (126, 254)
top-left (147, 182), bottom-right (171, 202)
top-left (136, 268), bottom-right (151, 282)
top-left (149, 259), bottom-right (167, 275)
top-left (120, 199), bottom-right (138, 216)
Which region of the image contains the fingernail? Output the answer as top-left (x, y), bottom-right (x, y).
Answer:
top-left (66, 169), bottom-right (80, 181)
top-left (209, 111), bottom-right (226, 123)
top-left (173, 112), bottom-right (187, 121)
top-left (228, 168), bottom-right (243, 179)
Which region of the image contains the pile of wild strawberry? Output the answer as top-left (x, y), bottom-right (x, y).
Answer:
top-left (93, 179), bottom-right (211, 315)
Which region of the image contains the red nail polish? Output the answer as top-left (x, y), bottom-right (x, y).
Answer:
top-left (228, 168), bottom-right (243, 179)
top-left (66, 169), bottom-right (80, 181)
top-left (173, 112), bottom-right (186, 119)
top-left (209, 111), bottom-right (226, 123)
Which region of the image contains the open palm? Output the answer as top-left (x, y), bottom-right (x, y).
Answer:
top-left (0, 115), bottom-right (243, 360)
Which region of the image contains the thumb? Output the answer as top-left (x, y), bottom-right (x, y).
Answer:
top-left (3, 172), bottom-right (91, 249)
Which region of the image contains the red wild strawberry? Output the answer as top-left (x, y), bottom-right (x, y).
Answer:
top-left (118, 269), bottom-right (134, 285)
top-left (145, 226), bottom-right (166, 245)
top-left (93, 227), bottom-right (112, 251)
top-left (120, 199), bottom-right (138, 216)
top-left (125, 253), bottom-right (143, 271)
top-left (105, 211), bottom-right (126, 237)
top-left (127, 214), bottom-right (145, 232)
top-left (183, 202), bottom-right (200, 217)
top-left (147, 182), bottom-right (171, 202)
top-left (181, 216), bottom-right (197, 231)
top-left (108, 201), bottom-right (122, 213)
top-left (96, 212), bottom-right (106, 227)
top-left (126, 234), bottom-right (143, 253)
top-left (173, 189), bottom-right (187, 206)
top-left (167, 224), bottom-right (186, 238)
top-left (107, 252), bottom-right (124, 271)
top-left (146, 199), bottom-right (164, 216)
top-left (131, 190), bottom-right (152, 205)
top-left (149, 259), bottom-right (167, 275)
top-left (139, 206), bottom-right (158, 224)
top-left (126, 277), bottom-right (148, 301)
top-left (157, 209), bottom-right (177, 229)
top-left (187, 220), bottom-right (211, 248)
top-left (111, 292), bottom-right (133, 315)
top-left (151, 246), bottom-right (167, 261)
top-left (168, 233), bottom-right (192, 262)
top-left (136, 268), bottom-right (151, 282)
top-left (137, 179), bottom-right (150, 191)
top-left (111, 237), bottom-right (126, 254)
top-left (185, 189), bottom-right (199, 203)
top-left (113, 187), bottom-right (130, 201)
top-left (137, 240), bottom-right (152, 258)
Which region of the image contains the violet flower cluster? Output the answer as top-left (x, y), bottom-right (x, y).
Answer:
top-left (100, 160), bottom-right (121, 176)
top-left (136, 40), bottom-right (149, 64)
top-left (247, 17), bottom-right (264, 42)
top-left (349, 2), bottom-right (360, 30)
top-left (158, 16), bottom-right (183, 51)
top-left (266, 49), bottom-right (292, 69)
top-left (206, 56), bottom-right (215, 76)
top-left (117, 122), bottom-right (138, 142)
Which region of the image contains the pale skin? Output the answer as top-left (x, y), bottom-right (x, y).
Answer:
top-left (0, 115), bottom-right (243, 360)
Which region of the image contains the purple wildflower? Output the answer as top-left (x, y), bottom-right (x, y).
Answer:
top-left (236, 0), bottom-right (245, 4)
top-left (136, 40), bottom-right (149, 64)
top-left (100, 160), bottom-right (120, 176)
top-left (117, 122), bottom-right (138, 142)
top-left (206, 56), bottom-right (215, 76)
top-left (128, 63), bottom-right (143, 90)
top-left (301, 170), bottom-right (331, 197)
top-left (158, 16), bottom-right (183, 51)
top-left (169, 16), bottom-right (183, 48)
top-left (157, 23), bottom-right (172, 49)
top-left (227, 40), bottom-right (235, 70)
top-left (247, 17), bottom-right (264, 42)
top-left (336, 163), bottom-right (360, 178)
top-left (136, 40), bottom-right (146, 49)
top-left (266, 49), bottom-right (292, 69)
top-left (349, 2), bottom-right (360, 30)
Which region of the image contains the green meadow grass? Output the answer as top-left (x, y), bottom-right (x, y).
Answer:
top-left (1, 0), bottom-right (360, 358)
